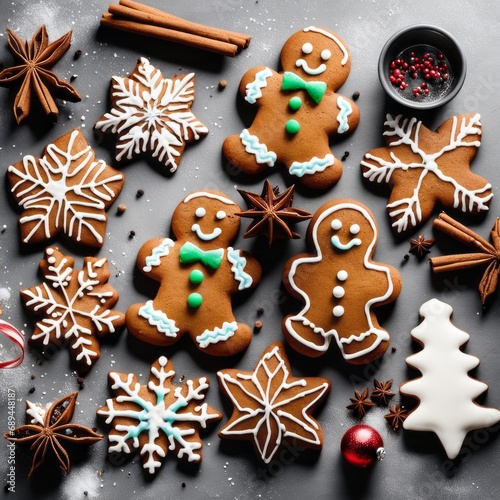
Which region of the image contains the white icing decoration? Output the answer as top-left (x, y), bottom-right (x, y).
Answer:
top-left (143, 238), bottom-right (175, 272)
top-left (26, 401), bottom-right (48, 425)
top-left (321, 49), bottom-right (331, 61)
top-left (183, 191), bottom-right (235, 205)
top-left (240, 129), bottom-right (277, 167)
top-left (331, 235), bottom-right (361, 251)
top-left (350, 224), bottom-right (360, 235)
top-left (196, 321), bottom-right (238, 348)
top-left (302, 42), bottom-right (313, 54)
top-left (8, 129), bottom-right (123, 245)
top-left (191, 223), bottom-right (222, 241)
top-left (195, 207), bottom-right (206, 218)
top-left (285, 202), bottom-right (393, 359)
top-left (295, 58), bottom-right (327, 76)
top-left (97, 356), bottom-right (220, 474)
top-left (336, 96), bottom-right (353, 134)
top-left (245, 67), bottom-right (273, 104)
top-left (289, 154), bottom-right (334, 177)
top-left (333, 305), bottom-right (344, 317)
top-left (337, 270), bottom-right (348, 281)
top-left (217, 344), bottom-right (329, 464)
top-left (361, 114), bottom-right (492, 233)
top-left (331, 219), bottom-right (342, 230)
top-left (333, 286), bottom-right (345, 298)
top-left (227, 247), bottom-right (253, 290)
top-left (401, 298), bottom-right (500, 459)
top-left (94, 57), bottom-right (208, 173)
top-left (216, 210), bottom-right (226, 220)
top-left (303, 26), bottom-right (349, 66)
top-left (138, 301), bottom-right (179, 337)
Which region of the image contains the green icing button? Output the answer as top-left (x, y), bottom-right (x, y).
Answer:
top-left (189, 269), bottom-right (204, 284)
top-left (289, 96), bottom-right (302, 111)
top-left (285, 119), bottom-right (300, 134)
top-left (187, 292), bottom-right (203, 308)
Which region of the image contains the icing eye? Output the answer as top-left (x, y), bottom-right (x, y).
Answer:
top-left (195, 207), bottom-right (206, 218)
top-left (216, 210), bottom-right (227, 220)
top-left (321, 49), bottom-right (331, 61)
top-left (350, 224), bottom-right (360, 235)
top-left (302, 42), bottom-right (313, 54)
top-left (331, 219), bottom-right (342, 230)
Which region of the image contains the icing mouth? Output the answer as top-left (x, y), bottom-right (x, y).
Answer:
top-left (331, 235), bottom-right (361, 251)
top-left (191, 223), bottom-right (222, 241)
top-left (295, 59), bottom-right (326, 76)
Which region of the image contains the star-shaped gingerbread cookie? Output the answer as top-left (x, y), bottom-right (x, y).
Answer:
top-left (95, 57), bottom-right (208, 172)
top-left (361, 113), bottom-right (492, 234)
top-left (217, 341), bottom-right (331, 463)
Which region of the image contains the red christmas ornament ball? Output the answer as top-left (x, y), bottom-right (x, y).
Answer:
top-left (341, 424), bottom-right (385, 467)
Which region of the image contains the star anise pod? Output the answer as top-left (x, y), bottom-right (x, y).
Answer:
top-left (384, 403), bottom-right (409, 431)
top-left (236, 180), bottom-right (312, 246)
top-left (0, 25), bottom-right (81, 124)
top-left (346, 387), bottom-right (375, 418)
top-left (430, 213), bottom-right (500, 304)
top-left (371, 379), bottom-right (395, 406)
top-left (4, 392), bottom-right (102, 476)
top-left (409, 234), bottom-right (435, 258)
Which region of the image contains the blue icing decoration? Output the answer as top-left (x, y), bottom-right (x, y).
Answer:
top-left (331, 235), bottom-right (361, 251)
top-left (139, 300), bottom-right (179, 337)
top-left (336, 96), bottom-right (352, 134)
top-left (245, 67), bottom-right (273, 104)
top-left (289, 154), bottom-right (334, 177)
top-left (227, 247), bottom-right (253, 290)
top-left (196, 321), bottom-right (238, 348)
top-left (240, 129), bottom-right (277, 167)
top-left (143, 238), bottom-right (175, 272)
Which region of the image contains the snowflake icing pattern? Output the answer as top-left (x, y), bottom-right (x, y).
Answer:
top-left (95, 57), bottom-right (208, 172)
top-left (97, 356), bottom-right (221, 474)
top-left (361, 113), bottom-right (492, 233)
top-left (21, 247), bottom-right (125, 374)
top-left (8, 129), bottom-right (124, 247)
top-left (218, 342), bottom-right (331, 464)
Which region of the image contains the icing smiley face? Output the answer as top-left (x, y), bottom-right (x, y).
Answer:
top-left (172, 190), bottom-right (242, 245)
top-left (281, 26), bottom-right (351, 89)
top-left (330, 218), bottom-right (362, 251)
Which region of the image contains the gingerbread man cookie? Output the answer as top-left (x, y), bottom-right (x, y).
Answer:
top-left (282, 199), bottom-right (401, 364)
top-left (126, 190), bottom-right (262, 356)
top-left (223, 26), bottom-right (360, 190)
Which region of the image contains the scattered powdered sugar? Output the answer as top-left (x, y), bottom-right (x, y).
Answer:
top-left (60, 464), bottom-right (102, 499)
top-left (0, 287), bottom-right (11, 304)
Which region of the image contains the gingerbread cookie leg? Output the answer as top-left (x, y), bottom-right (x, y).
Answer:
top-left (223, 132), bottom-right (274, 175)
top-left (287, 151), bottom-right (343, 190)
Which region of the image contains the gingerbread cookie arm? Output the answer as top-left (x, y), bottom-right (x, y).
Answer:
top-left (327, 95), bottom-right (360, 137)
top-left (136, 237), bottom-right (176, 281)
top-left (226, 248), bottom-right (262, 293)
top-left (239, 66), bottom-right (279, 106)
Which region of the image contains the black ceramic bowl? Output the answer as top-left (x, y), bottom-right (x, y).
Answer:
top-left (378, 25), bottom-right (466, 110)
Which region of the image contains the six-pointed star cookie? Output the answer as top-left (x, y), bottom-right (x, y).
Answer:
top-left (7, 128), bottom-right (124, 248)
top-left (95, 57), bottom-right (208, 172)
top-left (217, 341), bottom-right (331, 463)
top-left (361, 113), bottom-right (492, 234)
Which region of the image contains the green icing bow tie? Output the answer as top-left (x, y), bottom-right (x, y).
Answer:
top-left (282, 72), bottom-right (327, 104)
top-left (179, 242), bottom-right (224, 270)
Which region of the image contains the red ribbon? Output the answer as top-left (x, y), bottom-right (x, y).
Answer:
top-left (0, 319), bottom-right (25, 368)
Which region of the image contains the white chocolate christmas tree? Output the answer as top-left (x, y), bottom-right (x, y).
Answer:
top-left (400, 298), bottom-right (500, 459)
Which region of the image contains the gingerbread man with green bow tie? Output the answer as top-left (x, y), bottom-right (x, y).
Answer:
top-left (126, 190), bottom-right (262, 356)
top-left (223, 26), bottom-right (360, 191)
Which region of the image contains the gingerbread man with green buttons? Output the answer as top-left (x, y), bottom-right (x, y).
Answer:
top-left (223, 26), bottom-right (360, 190)
top-left (126, 190), bottom-right (262, 356)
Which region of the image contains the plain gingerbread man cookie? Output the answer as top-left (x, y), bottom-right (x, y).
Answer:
top-left (126, 190), bottom-right (262, 356)
top-left (282, 199), bottom-right (401, 364)
top-left (223, 26), bottom-right (360, 190)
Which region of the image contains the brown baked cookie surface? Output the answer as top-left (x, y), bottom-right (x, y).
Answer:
top-left (282, 199), bottom-right (401, 364)
top-left (222, 26), bottom-right (360, 190)
top-left (126, 190), bottom-right (262, 356)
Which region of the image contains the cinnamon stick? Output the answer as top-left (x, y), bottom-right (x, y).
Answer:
top-left (429, 253), bottom-right (495, 273)
top-left (118, 0), bottom-right (251, 48)
top-left (101, 0), bottom-right (251, 57)
top-left (100, 13), bottom-right (240, 57)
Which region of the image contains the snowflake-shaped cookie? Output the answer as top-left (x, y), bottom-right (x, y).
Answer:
top-left (217, 342), bottom-right (331, 463)
top-left (95, 57), bottom-right (208, 172)
top-left (21, 247), bottom-right (125, 375)
top-left (7, 128), bottom-right (124, 247)
top-left (97, 356), bottom-right (221, 474)
top-left (361, 113), bottom-right (492, 234)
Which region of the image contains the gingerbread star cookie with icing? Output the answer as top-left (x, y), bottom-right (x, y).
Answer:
top-left (223, 26), bottom-right (359, 190)
top-left (361, 113), bottom-right (492, 234)
top-left (126, 190), bottom-right (262, 356)
top-left (95, 57), bottom-right (208, 172)
top-left (282, 199), bottom-right (401, 364)
top-left (217, 341), bottom-right (331, 463)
